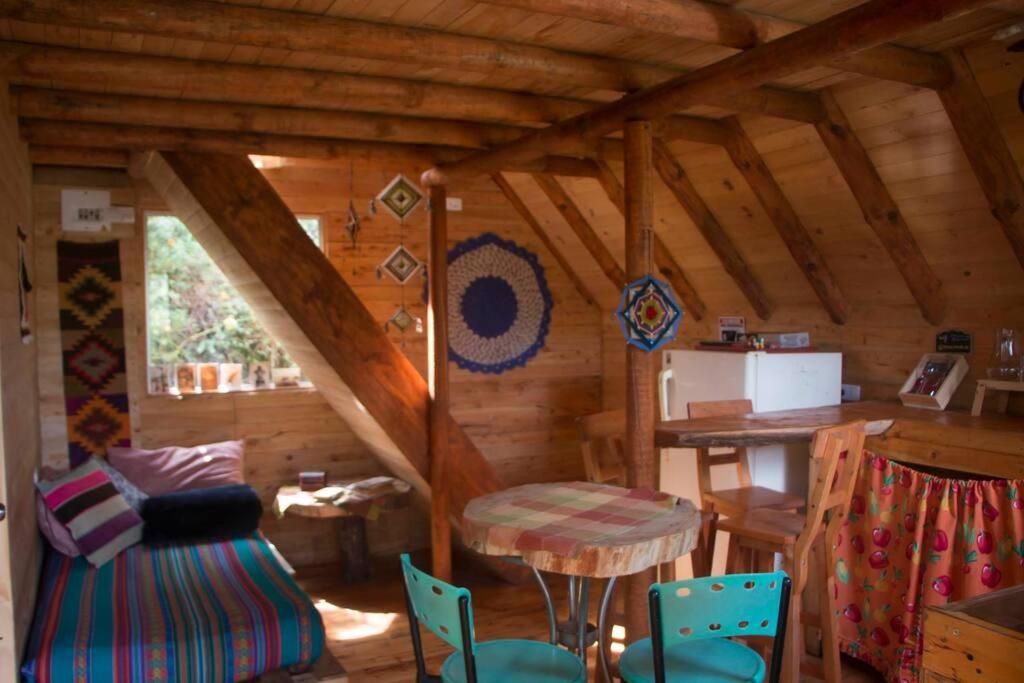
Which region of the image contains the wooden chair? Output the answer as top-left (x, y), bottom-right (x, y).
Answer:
top-left (686, 400), bottom-right (804, 576)
top-left (716, 421), bottom-right (867, 683)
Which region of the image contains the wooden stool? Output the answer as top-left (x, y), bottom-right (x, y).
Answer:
top-left (716, 421), bottom-right (866, 683)
top-left (686, 399), bottom-right (805, 577)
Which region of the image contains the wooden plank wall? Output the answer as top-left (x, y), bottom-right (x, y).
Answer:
top-left (0, 79), bottom-right (39, 677)
top-left (33, 157), bottom-right (603, 566)
top-left (594, 41), bottom-right (1024, 413)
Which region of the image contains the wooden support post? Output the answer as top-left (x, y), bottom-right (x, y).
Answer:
top-left (623, 120), bottom-right (658, 642)
top-left (814, 90), bottom-right (946, 325)
top-left (722, 118), bottom-right (849, 324)
top-left (591, 160), bottom-right (707, 320)
top-left (652, 140), bottom-right (773, 320)
top-left (429, 185), bottom-right (452, 582)
top-left (938, 49), bottom-right (1024, 271)
top-left (492, 173), bottom-right (598, 307)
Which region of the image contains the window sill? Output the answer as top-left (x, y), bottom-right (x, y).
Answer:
top-left (145, 383), bottom-right (318, 400)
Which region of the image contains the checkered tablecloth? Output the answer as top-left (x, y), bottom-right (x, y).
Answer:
top-left (462, 481), bottom-right (683, 559)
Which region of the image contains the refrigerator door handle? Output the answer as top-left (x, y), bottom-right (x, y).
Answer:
top-left (658, 368), bottom-right (674, 421)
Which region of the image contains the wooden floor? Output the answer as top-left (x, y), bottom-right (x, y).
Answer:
top-left (297, 553), bottom-right (882, 683)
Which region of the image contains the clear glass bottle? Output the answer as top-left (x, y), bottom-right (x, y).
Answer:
top-left (988, 328), bottom-right (1021, 380)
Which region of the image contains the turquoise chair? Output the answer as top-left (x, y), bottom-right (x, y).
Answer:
top-left (400, 554), bottom-right (586, 683)
top-left (619, 571), bottom-right (792, 683)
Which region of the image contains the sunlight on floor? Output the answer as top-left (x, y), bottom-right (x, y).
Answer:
top-left (315, 598), bottom-right (398, 641)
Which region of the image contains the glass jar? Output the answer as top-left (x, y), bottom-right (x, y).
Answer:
top-left (988, 328), bottom-right (1021, 380)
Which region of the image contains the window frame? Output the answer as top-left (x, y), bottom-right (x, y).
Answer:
top-left (142, 211), bottom-right (322, 397)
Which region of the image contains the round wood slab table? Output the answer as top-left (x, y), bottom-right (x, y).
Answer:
top-left (462, 481), bottom-right (701, 682)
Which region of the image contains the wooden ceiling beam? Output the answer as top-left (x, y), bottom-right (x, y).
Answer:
top-left (721, 118), bottom-right (849, 324)
top-left (937, 49), bottom-right (1024, 271)
top-left (492, 173), bottom-right (599, 308)
top-left (17, 119), bottom-right (602, 177)
top-left (591, 160), bottom-right (707, 320)
top-left (652, 140), bottom-right (773, 320)
top-left (422, 0), bottom-right (992, 186)
top-left (480, 0), bottom-right (952, 88)
top-left (814, 90), bottom-right (946, 325)
top-left (0, 45), bottom-right (733, 145)
top-left (0, 1), bottom-right (822, 122)
top-left (28, 145), bottom-right (129, 168)
top-left (533, 173), bottom-right (627, 290)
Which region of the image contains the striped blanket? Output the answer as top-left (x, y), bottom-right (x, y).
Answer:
top-left (21, 535), bottom-right (324, 683)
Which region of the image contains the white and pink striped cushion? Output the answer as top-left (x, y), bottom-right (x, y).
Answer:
top-left (35, 459), bottom-right (142, 566)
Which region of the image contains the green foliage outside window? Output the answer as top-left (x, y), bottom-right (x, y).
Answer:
top-left (146, 214), bottom-right (320, 368)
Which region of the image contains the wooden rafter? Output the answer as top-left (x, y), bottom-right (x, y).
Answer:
top-left (533, 173), bottom-right (626, 289)
top-left (814, 90), bottom-right (946, 325)
top-left (18, 120), bottom-right (602, 177)
top-left (492, 173), bottom-right (599, 308)
top-left (937, 49), bottom-right (1024, 271)
top-left (0, 46), bottom-right (738, 147)
top-left (652, 140), bottom-right (773, 320)
top-left (480, 0), bottom-right (952, 88)
top-left (0, 2), bottom-right (822, 122)
top-left (591, 160), bottom-right (707, 320)
top-left (29, 146), bottom-right (129, 169)
top-left (721, 118), bottom-right (849, 324)
top-left (422, 0), bottom-right (992, 186)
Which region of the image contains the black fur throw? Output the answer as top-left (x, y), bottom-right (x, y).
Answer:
top-left (142, 484), bottom-right (263, 544)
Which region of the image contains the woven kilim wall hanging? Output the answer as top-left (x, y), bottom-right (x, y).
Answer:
top-left (58, 240), bottom-right (131, 466)
top-left (440, 232), bottom-right (553, 374)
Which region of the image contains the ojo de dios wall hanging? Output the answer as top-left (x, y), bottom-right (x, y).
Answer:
top-left (443, 232), bottom-right (553, 374)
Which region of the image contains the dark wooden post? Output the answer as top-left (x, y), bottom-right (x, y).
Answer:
top-left (623, 120), bottom-right (657, 640)
top-left (429, 184), bottom-right (452, 582)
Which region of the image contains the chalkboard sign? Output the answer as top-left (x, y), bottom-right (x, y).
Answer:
top-left (936, 329), bottom-right (972, 354)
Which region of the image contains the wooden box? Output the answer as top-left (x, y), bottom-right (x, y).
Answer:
top-left (921, 584), bottom-right (1024, 682)
top-left (898, 353), bottom-right (968, 411)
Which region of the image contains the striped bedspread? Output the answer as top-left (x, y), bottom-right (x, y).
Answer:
top-left (21, 535), bottom-right (324, 682)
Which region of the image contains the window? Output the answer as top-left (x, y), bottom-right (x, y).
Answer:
top-left (145, 213), bottom-right (321, 395)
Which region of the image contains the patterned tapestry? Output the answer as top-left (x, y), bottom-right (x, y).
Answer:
top-left (58, 241), bottom-right (131, 466)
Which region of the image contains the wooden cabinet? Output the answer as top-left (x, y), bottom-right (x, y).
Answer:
top-left (921, 584), bottom-right (1024, 682)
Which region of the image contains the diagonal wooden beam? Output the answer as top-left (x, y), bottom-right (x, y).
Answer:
top-left (721, 117), bottom-right (849, 324)
top-left (0, 1), bottom-right (822, 122)
top-left (814, 89), bottom-right (946, 325)
top-left (533, 173), bottom-right (626, 289)
top-left (591, 160), bottom-right (707, 320)
top-left (937, 48), bottom-right (1024, 271)
top-left (17, 119), bottom-right (602, 177)
top-left (0, 45), bottom-right (743, 145)
top-left (480, 0), bottom-right (952, 88)
top-left (422, 0), bottom-right (992, 186)
top-left (492, 173), bottom-right (599, 308)
top-left (651, 140), bottom-right (773, 320)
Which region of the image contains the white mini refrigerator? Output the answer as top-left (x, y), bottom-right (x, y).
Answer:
top-left (658, 349), bottom-right (842, 575)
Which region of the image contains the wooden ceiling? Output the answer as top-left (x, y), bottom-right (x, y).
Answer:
top-left (4, 0), bottom-right (1024, 327)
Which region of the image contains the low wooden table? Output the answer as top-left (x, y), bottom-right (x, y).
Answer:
top-left (922, 584), bottom-right (1024, 682)
top-left (274, 478), bottom-right (410, 582)
top-left (463, 481), bottom-right (701, 683)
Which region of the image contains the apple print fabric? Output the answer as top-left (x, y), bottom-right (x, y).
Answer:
top-left (835, 452), bottom-right (1023, 683)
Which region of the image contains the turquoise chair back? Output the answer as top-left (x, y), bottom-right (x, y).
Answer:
top-left (400, 553), bottom-right (476, 654)
top-left (652, 571), bottom-right (789, 646)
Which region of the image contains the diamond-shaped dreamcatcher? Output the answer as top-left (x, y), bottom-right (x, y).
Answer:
top-left (616, 275), bottom-right (683, 351)
top-left (377, 174), bottom-right (423, 222)
top-left (385, 306), bottom-right (422, 334)
top-left (380, 245), bottom-right (422, 284)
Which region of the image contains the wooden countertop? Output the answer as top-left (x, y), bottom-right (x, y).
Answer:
top-left (656, 400), bottom-right (1024, 479)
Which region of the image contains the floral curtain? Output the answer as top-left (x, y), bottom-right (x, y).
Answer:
top-left (835, 452), bottom-right (1024, 683)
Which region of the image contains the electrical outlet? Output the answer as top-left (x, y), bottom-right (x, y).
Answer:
top-left (841, 383), bottom-right (862, 402)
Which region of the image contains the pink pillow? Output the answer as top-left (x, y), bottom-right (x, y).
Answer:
top-left (36, 492), bottom-right (81, 557)
top-left (107, 440), bottom-right (245, 496)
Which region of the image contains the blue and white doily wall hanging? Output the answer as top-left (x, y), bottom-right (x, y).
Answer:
top-left (616, 275), bottom-right (683, 351)
top-left (439, 232), bottom-right (553, 374)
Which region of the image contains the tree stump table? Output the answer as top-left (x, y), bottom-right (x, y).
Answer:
top-left (274, 477), bottom-right (411, 583)
top-left (462, 481), bottom-right (701, 683)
